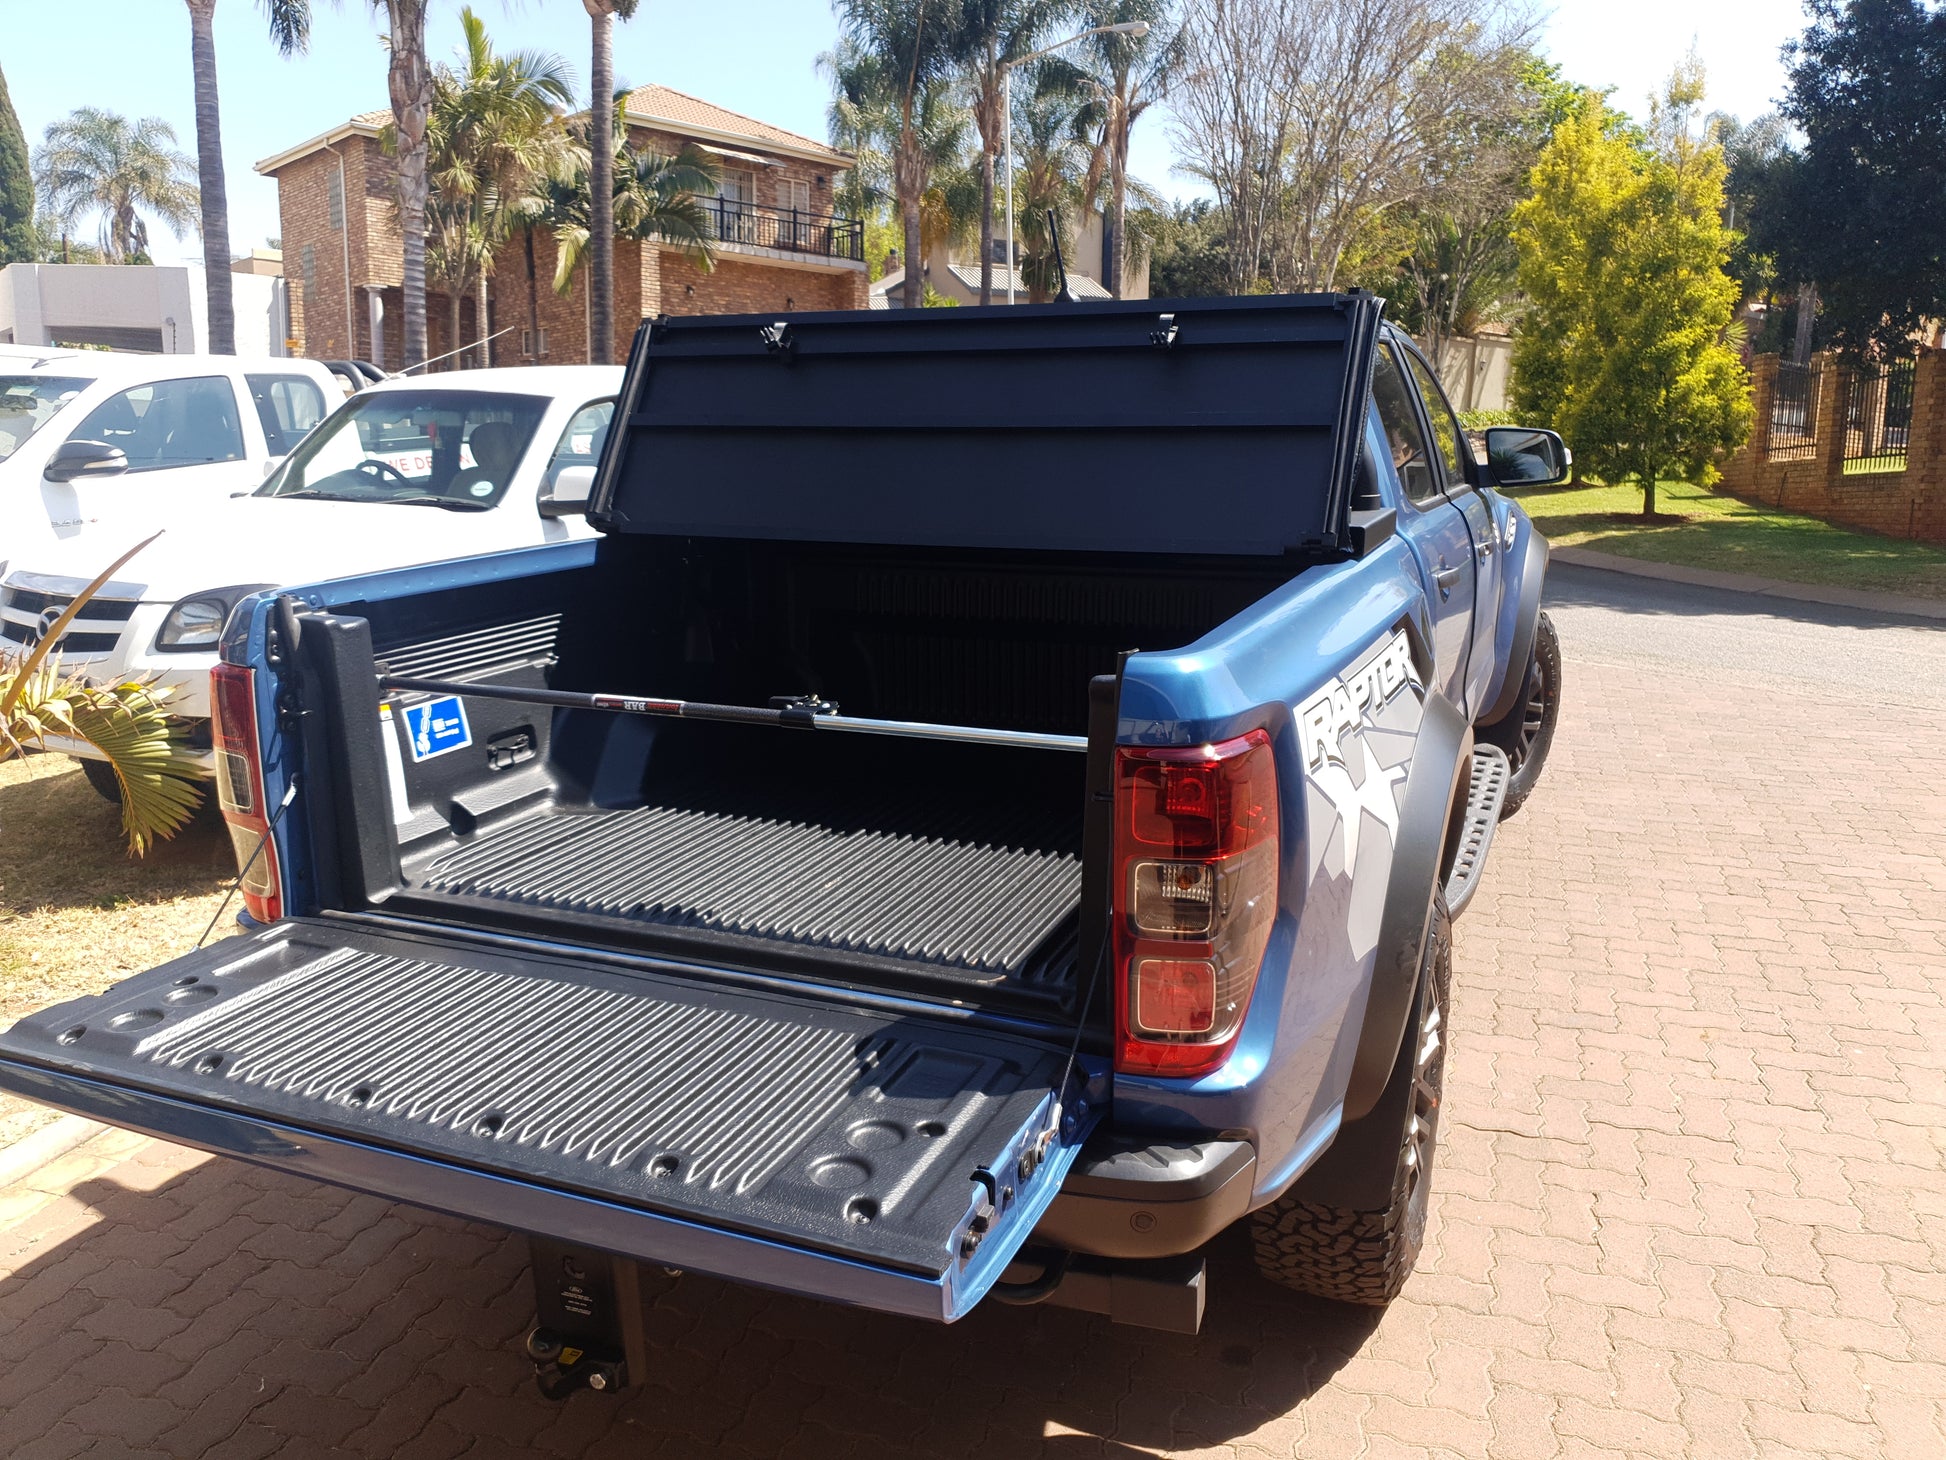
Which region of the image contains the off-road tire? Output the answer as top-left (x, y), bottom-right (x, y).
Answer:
top-left (78, 758), bottom-right (122, 804)
top-left (1251, 894), bottom-right (1453, 1306)
top-left (1479, 611), bottom-right (1560, 819)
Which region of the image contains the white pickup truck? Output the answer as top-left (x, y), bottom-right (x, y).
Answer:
top-left (2, 364), bottom-right (620, 797)
top-left (0, 348), bottom-right (348, 567)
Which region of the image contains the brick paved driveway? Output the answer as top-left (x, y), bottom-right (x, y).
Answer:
top-left (3, 567), bottom-right (1944, 1459)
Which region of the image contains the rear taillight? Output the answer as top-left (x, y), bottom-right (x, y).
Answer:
top-left (210, 663), bottom-right (282, 923)
top-left (1112, 729), bottom-right (1279, 1077)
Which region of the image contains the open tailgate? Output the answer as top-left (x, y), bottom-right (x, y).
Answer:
top-left (0, 918), bottom-right (1098, 1321)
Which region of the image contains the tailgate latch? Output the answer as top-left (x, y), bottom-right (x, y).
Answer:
top-left (959, 1169), bottom-right (1006, 1260)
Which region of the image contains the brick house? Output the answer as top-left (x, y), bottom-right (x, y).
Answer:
top-left (256, 85), bottom-right (868, 369)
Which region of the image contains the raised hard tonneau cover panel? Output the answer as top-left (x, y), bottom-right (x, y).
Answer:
top-left (590, 295), bottom-right (1381, 558)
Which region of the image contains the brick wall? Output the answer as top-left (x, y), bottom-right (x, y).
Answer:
top-left (631, 126), bottom-right (845, 223)
top-left (492, 230), bottom-right (587, 364)
top-left (1720, 348), bottom-right (1946, 544)
top-left (277, 119), bottom-right (867, 370)
top-left (659, 253), bottom-right (861, 316)
top-left (274, 134), bottom-right (403, 362)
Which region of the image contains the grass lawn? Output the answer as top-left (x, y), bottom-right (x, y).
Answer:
top-left (0, 754), bottom-right (234, 1147)
top-left (1507, 477), bottom-right (1946, 601)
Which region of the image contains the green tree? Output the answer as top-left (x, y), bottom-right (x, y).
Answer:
top-left (949, 0), bottom-right (1069, 304)
top-left (1073, 0), bottom-right (1174, 299)
top-left (1009, 62), bottom-right (1089, 301)
top-left (33, 109), bottom-right (199, 263)
top-left (836, 1), bottom-right (967, 309)
top-left (183, 1), bottom-right (313, 354)
top-left (1754, 0), bottom-right (1946, 359)
top-left (0, 65), bottom-right (35, 265)
top-left (420, 9), bottom-right (576, 368)
top-left (537, 102), bottom-right (717, 300)
top-left (1138, 198), bottom-right (1227, 297)
top-left (1378, 56), bottom-right (1583, 362)
top-left (1511, 84), bottom-right (1752, 517)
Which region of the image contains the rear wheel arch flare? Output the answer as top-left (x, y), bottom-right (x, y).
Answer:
top-left (1341, 690), bottom-right (1471, 1122)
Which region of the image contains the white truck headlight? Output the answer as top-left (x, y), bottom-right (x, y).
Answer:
top-left (155, 586), bottom-right (274, 653)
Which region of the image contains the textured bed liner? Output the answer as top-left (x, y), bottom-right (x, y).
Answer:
top-left (0, 920), bottom-right (1078, 1278)
top-left (404, 766), bottom-right (1085, 1003)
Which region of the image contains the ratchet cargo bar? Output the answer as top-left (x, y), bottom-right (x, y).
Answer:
top-left (376, 672), bottom-right (1089, 753)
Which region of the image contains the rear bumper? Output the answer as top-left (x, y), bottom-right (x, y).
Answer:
top-left (1031, 1135), bottom-right (1256, 1259)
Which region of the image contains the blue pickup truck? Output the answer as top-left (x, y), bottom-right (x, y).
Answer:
top-left (0, 295), bottom-right (1564, 1393)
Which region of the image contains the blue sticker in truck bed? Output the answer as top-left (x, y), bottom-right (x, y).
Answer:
top-left (402, 696), bottom-right (472, 762)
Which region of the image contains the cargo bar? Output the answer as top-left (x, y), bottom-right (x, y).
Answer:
top-left (376, 672), bottom-right (1090, 753)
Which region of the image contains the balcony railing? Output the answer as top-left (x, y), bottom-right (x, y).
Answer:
top-left (694, 197), bottom-right (865, 263)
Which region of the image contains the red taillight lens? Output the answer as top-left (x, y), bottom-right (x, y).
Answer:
top-left (211, 663), bottom-right (282, 923)
top-left (1132, 959), bottom-right (1217, 1036)
top-left (1113, 729), bottom-right (1278, 1077)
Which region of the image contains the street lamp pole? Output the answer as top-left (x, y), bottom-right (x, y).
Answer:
top-left (1001, 20), bottom-right (1149, 306)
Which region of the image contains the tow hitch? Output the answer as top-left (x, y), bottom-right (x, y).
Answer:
top-left (524, 1237), bottom-right (656, 1400)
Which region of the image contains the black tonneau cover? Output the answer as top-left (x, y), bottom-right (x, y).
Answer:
top-left (590, 294), bottom-right (1383, 558)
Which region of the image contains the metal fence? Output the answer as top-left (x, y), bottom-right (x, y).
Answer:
top-left (1767, 361), bottom-right (1820, 461)
top-left (690, 198), bottom-right (866, 263)
top-left (1842, 359), bottom-right (1917, 474)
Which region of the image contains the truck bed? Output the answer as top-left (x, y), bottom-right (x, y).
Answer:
top-left (387, 722), bottom-right (1089, 1014)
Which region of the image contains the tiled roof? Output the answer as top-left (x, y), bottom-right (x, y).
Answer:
top-left (945, 262), bottom-right (1112, 300)
top-left (260, 90), bottom-right (849, 177)
top-left (622, 85), bottom-right (851, 165)
top-left (254, 111), bottom-right (390, 173)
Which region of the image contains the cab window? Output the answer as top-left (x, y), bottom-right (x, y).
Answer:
top-left (1402, 348), bottom-right (1471, 489)
top-left (1372, 346), bottom-right (1439, 503)
top-left (256, 389), bottom-right (549, 509)
top-left (67, 376), bottom-right (245, 473)
top-left (542, 400), bottom-right (614, 485)
top-left (246, 373), bottom-right (329, 455)
top-left (0, 376), bottom-right (89, 462)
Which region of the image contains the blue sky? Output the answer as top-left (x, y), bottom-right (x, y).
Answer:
top-left (6, 0), bottom-right (1814, 268)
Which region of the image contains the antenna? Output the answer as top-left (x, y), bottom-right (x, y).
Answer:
top-left (1047, 209), bottom-right (1080, 304)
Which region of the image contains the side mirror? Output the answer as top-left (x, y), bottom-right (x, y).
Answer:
top-left (44, 439), bottom-right (129, 483)
top-left (538, 464), bottom-right (596, 519)
top-left (1482, 427), bottom-right (1572, 488)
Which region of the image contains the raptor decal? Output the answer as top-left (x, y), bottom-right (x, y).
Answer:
top-left (1295, 628), bottom-right (1425, 960)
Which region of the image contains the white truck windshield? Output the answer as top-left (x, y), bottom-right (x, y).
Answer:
top-left (257, 389), bottom-right (549, 510)
top-left (0, 376), bottom-right (89, 462)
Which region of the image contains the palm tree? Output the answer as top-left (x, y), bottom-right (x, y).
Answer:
top-left (33, 109), bottom-right (199, 263)
top-left (422, 10), bottom-right (576, 368)
top-left (1010, 66), bottom-right (1090, 302)
top-left (1076, 0), bottom-right (1173, 298)
top-left (541, 109), bottom-right (718, 300)
top-left (366, 1), bottom-right (436, 370)
top-left (183, 2), bottom-right (313, 355)
top-left (952, 1), bottom-right (1070, 304)
top-left (240, 3), bottom-right (429, 364)
top-left (581, 0), bottom-right (640, 365)
top-left (0, 537), bottom-right (201, 855)
top-left (823, 32), bottom-right (969, 307)
top-left (836, 1), bottom-right (967, 310)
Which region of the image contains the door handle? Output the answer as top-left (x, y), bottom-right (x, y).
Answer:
top-left (1433, 562), bottom-right (1464, 599)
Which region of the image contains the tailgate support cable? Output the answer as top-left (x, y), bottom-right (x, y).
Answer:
top-left (374, 671), bottom-right (1089, 754)
top-left (193, 776), bottom-right (300, 950)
